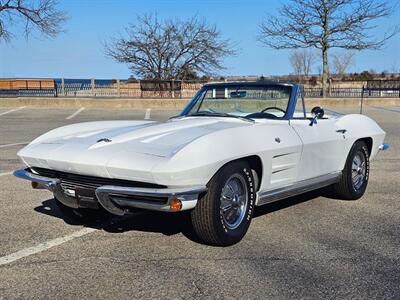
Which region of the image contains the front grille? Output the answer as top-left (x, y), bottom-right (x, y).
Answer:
top-left (30, 167), bottom-right (167, 191)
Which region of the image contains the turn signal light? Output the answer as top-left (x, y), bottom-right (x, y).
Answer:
top-left (31, 181), bottom-right (45, 189)
top-left (170, 198), bottom-right (182, 212)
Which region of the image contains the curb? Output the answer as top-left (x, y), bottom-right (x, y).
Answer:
top-left (0, 97), bottom-right (398, 109)
top-left (0, 97), bottom-right (191, 109)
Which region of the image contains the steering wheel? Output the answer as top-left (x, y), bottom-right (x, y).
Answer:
top-left (261, 107), bottom-right (286, 114)
top-left (245, 112), bottom-right (278, 119)
top-left (246, 107), bottom-right (286, 119)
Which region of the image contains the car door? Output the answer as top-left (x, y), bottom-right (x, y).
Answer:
top-left (290, 118), bottom-right (346, 181)
top-left (258, 120), bottom-right (304, 191)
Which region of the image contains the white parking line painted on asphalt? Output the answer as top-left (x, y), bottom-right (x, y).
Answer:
top-left (372, 106), bottom-right (400, 113)
top-left (0, 142), bottom-right (29, 148)
top-left (0, 171), bottom-right (13, 177)
top-left (66, 107), bottom-right (85, 120)
top-left (0, 106), bottom-right (26, 116)
top-left (144, 108), bottom-right (151, 119)
top-left (0, 227), bottom-right (97, 266)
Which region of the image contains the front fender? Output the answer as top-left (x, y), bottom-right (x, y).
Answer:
top-left (151, 121), bottom-right (302, 189)
top-left (335, 114), bottom-right (386, 161)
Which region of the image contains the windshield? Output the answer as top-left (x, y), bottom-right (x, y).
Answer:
top-left (185, 85), bottom-right (292, 120)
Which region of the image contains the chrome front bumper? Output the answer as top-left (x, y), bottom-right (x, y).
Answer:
top-left (14, 169), bottom-right (207, 215)
top-left (378, 143), bottom-right (389, 151)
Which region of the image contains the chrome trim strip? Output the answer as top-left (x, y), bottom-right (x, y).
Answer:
top-left (378, 143), bottom-right (389, 151)
top-left (13, 169), bottom-right (60, 190)
top-left (13, 168), bottom-right (79, 208)
top-left (256, 172), bottom-right (341, 206)
top-left (96, 185), bottom-right (208, 197)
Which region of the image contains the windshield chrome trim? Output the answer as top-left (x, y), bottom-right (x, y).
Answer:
top-left (180, 88), bottom-right (204, 116)
top-left (180, 82), bottom-right (301, 120)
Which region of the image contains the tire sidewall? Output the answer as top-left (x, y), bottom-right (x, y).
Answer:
top-left (211, 161), bottom-right (256, 244)
top-left (346, 141), bottom-right (370, 198)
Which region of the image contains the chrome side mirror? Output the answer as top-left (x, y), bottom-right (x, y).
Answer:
top-left (309, 106), bottom-right (324, 126)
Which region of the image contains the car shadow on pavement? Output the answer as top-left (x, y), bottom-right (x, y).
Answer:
top-left (34, 189), bottom-right (327, 244)
top-left (253, 189), bottom-right (326, 217)
top-left (34, 198), bottom-right (203, 243)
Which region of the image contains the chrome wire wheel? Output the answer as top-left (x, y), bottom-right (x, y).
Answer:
top-left (220, 174), bottom-right (248, 230)
top-left (352, 152), bottom-right (366, 191)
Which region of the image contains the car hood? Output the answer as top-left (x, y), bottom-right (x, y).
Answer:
top-left (18, 117), bottom-right (251, 178)
top-left (28, 117), bottom-right (250, 156)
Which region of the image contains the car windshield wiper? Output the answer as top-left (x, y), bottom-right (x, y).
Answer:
top-left (187, 111), bottom-right (254, 123)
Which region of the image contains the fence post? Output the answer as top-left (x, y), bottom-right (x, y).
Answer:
top-left (328, 78), bottom-right (332, 97)
top-left (91, 78), bottom-right (95, 97)
top-left (171, 79), bottom-right (175, 98)
top-left (117, 79), bottom-right (121, 97)
top-left (360, 85), bottom-right (364, 115)
top-left (61, 78), bottom-right (65, 96)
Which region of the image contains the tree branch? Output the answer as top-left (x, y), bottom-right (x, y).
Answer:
top-left (105, 14), bottom-right (236, 80)
top-left (0, 0), bottom-right (67, 42)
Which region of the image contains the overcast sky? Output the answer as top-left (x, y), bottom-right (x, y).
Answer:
top-left (0, 0), bottom-right (399, 79)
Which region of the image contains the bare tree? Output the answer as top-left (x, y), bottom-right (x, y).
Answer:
top-left (290, 51), bottom-right (303, 78)
top-left (259, 0), bottom-right (398, 97)
top-left (289, 49), bottom-right (316, 79)
top-left (0, 0), bottom-right (66, 42)
top-left (105, 14), bottom-right (236, 80)
top-left (331, 52), bottom-right (355, 76)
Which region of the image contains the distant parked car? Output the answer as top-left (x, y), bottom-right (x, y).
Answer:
top-left (14, 81), bottom-right (388, 246)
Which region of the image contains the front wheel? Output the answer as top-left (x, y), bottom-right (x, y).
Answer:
top-left (190, 161), bottom-right (256, 246)
top-left (332, 140), bottom-right (370, 200)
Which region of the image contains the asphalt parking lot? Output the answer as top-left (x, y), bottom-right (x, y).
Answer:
top-left (0, 105), bottom-right (399, 299)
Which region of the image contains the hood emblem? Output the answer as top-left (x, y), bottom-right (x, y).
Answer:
top-left (97, 138), bottom-right (112, 143)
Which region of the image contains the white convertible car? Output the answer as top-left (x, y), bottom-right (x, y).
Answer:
top-left (15, 82), bottom-right (388, 246)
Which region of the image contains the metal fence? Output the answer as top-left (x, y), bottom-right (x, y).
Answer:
top-left (1, 78), bottom-right (400, 98)
top-left (304, 88), bottom-right (366, 98)
top-left (0, 89), bottom-right (57, 97)
top-left (304, 87), bottom-right (400, 98)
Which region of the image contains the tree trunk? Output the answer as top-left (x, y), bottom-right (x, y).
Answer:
top-left (322, 47), bottom-right (329, 98)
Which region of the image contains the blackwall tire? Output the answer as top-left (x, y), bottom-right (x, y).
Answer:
top-left (190, 161), bottom-right (256, 246)
top-left (333, 140), bottom-right (370, 200)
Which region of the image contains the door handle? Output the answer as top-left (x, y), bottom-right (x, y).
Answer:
top-left (336, 129), bottom-right (347, 134)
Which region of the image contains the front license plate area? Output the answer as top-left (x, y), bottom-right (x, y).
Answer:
top-left (75, 188), bottom-right (99, 209)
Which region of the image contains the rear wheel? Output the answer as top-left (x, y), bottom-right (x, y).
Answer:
top-left (332, 140), bottom-right (370, 200)
top-left (55, 197), bottom-right (109, 222)
top-left (190, 161), bottom-right (256, 246)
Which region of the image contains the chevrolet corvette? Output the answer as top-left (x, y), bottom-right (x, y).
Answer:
top-left (14, 82), bottom-right (388, 246)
